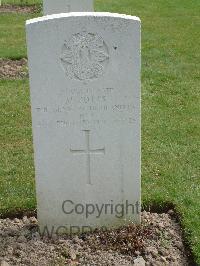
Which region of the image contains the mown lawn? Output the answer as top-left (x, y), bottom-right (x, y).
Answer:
top-left (1, 0), bottom-right (41, 5)
top-left (0, 80), bottom-right (35, 213)
top-left (0, 13), bottom-right (40, 59)
top-left (0, 0), bottom-right (199, 263)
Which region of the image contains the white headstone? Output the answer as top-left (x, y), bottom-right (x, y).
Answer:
top-left (26, 13), bottom-right (141, 235)
top-left (43, 0), bottom-right (94, 15)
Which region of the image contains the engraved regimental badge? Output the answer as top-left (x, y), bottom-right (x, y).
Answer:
top-left (61, 32), bottom-right (109, 81)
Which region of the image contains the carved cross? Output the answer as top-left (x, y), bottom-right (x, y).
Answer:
top-left (70, 130), bottom-right (105, 185)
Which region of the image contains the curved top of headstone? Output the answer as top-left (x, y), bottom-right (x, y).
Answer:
top-left (26, 12), bottom-right (141, 26)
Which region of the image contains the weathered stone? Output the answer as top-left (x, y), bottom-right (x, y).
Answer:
top-left (43, 0), bottom-right (94, 15)
top-left (134, 257), bottom-right (146, 266)
top-left (26, 12), bottom-right (141, 233)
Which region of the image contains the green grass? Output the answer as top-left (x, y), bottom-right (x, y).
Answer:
top-left (0, 0), bottom-right (200, 263)
top-left (0, 13), bottom-right (40, 59)
top-left (0, 80), bottom-right (36, 213)
top-left (2, 0), bottom-right (41, 5)
top-left (0, 2), bottom-right (42, 59)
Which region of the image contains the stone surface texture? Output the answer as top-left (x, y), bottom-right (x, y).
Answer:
top-left (26, 13), bottom-right (141, 232)
top-left (43, 0), bottom-right (94, 15)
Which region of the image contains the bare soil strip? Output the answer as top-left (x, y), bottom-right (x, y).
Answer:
top-left (0, 4), bottom-right (39, 14)
top-left (0, 58), bottom-right (28, 79)
top-left (0, 211), bottom-right (190, 265)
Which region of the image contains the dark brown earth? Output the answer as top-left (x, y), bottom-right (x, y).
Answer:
top-left (0, 58), bottom-right (28, 79)
top-left (0, 211), bottom-right (190, 266)
top-left (0, 4), bottom-right (39, 13)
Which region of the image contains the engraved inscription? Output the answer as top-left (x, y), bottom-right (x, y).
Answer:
top-left (70, 130), bottom-right (105, 185)
top-left (35, 87), bottom-right (136, 128)
top-left (61, 32), bottom-right (109, 80)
